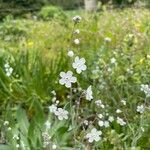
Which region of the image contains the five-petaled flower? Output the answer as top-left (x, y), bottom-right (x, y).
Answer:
top-left (137, 104), bottom-right (145, 114)
top-left (72, 56), bottom-right (87, 74)
top-left (85, 86), bottom-right (93, 101)
top-left (54, 108), bottom-right (69, 120)
top-left (59, 71), bottom-right (77, 88)
top-left (86, 128), bottom-right (102, 143)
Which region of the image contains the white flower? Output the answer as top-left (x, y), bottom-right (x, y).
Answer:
top-left (98, 114), bottom-right (103, 119)
top-left (13, 134), bottom-right (19, 140)
top-left (107, 67), bottom-right (112, 72)
top-left (67, 51), bottom-right (74, 57)
top-left (74, 29), bottom-right (80, 34)
top-left (110, 57), bottom-right (116, 64)
top-left (52, 97), bottom-right (56, 102)
top-left (137, 105), bottom-right (145, 114)
top-left (4, 63), bottom-right (10, 68)
top-left (121, 99), bottom-right (126, 105)
top-left (59, 71), bottom-right (77, 88)
top-left (116, 109), bottom-right (122, 114)
top-left (98, 120), bottom-right (104, 127)
top-left (49, 104), bottom-right (57, 113)
top-left (140, 84), bottom-right (150, 97)
top-left (45, 120), bottom-right (51, 129)
top-left (104, 37), bottom-right (111, 42)
top-left (4, 62), bottom-right (13, 77)
top-left (85, 86), bottom-right (93, 101)
top-left (108, 116), bottom-right (114, 122)
top-left (86, 128), bottom-right (102, 143)
top-left (104, 121), bottom-right (110, 128)
top-left (7, 127), bottom-right (12, 131)
top-left (52, 144), bottom-right (57, 149)
top-left (74, 39), bottom-right (80, 45)
top-left (95, 100), bottom-right (102, 106)
top-left (51, 90), bottom-right (56, 95)
top-left (117, 117), bottom-right (126, 126)
top-left (54, 108), bottom-right (69, 120)
top-left (72, 15), bottom-right (81, 23)
top-left (4, 121), bottom-right (9, 126)
top-left (83, 120), bottom-right (89, 126)
top-left (72, 56), bottom-right (87, 74)
top-left (42, 132), bottom-right (51, 148)
top-left (100, 104), bottom-right (105, 109)
top-left (16, 144), bottom-right (20, 148)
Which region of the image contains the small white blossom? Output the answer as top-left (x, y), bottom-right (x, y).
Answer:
top-left (51, 90), bottom-right (56, 95)
top-left (83, 120), bottom-right (89, 126)
top-left (108, 116), bottom-right (114, 122)
top-left (59, 71), bottom-right (77, 88)
top-left (16, 144), bottom-right (20, 148)
top-left (98, 120), bottom-right (104, 127)
top-left (52, 144), bottom-right (57, 149)
top-left (107, 67), bottom-right (112, 72)
top-left (98, 114), bottom-right (103, 119)
top-left (137, 105), bottom-right (145, 114)
top-left (85, 86), bottom-right (93, 101)
top-left (54, 108), bottom-right (69, 120)
top-left (67, 50), bottom-right (74, 57)
top-left (42, 132), bottom-right (51, 148)
top-left (4, 63), bottom-right (10, 68)
top-left (49, 104), bottom-right (57, 113)
top-left (110, 57), bottom-right (116, 64)
top-left (95, 100), bottom-right (102, 106)
top-left (117, 117), bottom-right (126, 126)
top-left (104, 121), bottom-right (110, 128)
top-left (104, 37), bottom-right (111, 42)
top-left (52, 97), bottom-right (56, 102)
top-left (45, 120), bottom-right (51, 129)
top-left (72, 56), bottom-right (87, 74)
top-left (86, 128), bottom-right (102, 143)
top-left (7, 127), bottom-right (12, 131)
top-left (4, 63), bottom-right (13, 77)
top-left (56, 100), bottom-right (59, 104)
top-left (72, 15), bottom-right (81, 23)
top-left (116, 109), bottom-right (122, 114)
top-left (74, 39), bottom-right (80, 45)
top-left (74, 29), bottom-right (80, 34)
top-left (100, 104), bottom-right (105, 109)
top-left (4, 121), bottom-right (9, 126)
top-left (121, 99), bottom-right (126, 105)
top-left (140, 84), bottom-right (150, 97)
top-left (13, 134), bottom-right (19, 140)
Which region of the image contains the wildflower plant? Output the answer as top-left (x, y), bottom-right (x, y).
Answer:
top-left (0, 11), bottom-right (150, 150)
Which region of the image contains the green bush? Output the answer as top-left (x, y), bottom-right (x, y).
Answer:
top-left (112, 0), bottom-right (138, 5)
top-left (38, 5), bottom-right (67, 21)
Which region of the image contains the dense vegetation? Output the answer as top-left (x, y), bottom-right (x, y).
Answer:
top-left (0, 6), bottom-right (150, 150)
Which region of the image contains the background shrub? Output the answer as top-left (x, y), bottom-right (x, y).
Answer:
top-left (38, 5), bottom-right (67, 21)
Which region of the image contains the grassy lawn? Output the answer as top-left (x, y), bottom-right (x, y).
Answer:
top-left (0, 8), bottom-right (150, 149)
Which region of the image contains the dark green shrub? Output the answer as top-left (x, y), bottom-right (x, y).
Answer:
top-left (112, 0), bottom-right (137, 5)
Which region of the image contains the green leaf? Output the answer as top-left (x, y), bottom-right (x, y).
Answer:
top-left (0, 145), bottom-right (12, 150)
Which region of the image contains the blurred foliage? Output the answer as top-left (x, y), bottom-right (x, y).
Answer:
top-left (0, 0), bottom-right (150, 20)
top-left (38, 5), bottom-right (67, 21)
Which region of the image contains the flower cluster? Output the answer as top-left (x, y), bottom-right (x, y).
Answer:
top-left (4, 62), bottom-right (13, 77)
top-left (140, 84), bottom-right (150, 97)
top-left (86, 128), bottom-right (102, 143)
top-left (49, 104), bottom-right (69, 120)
